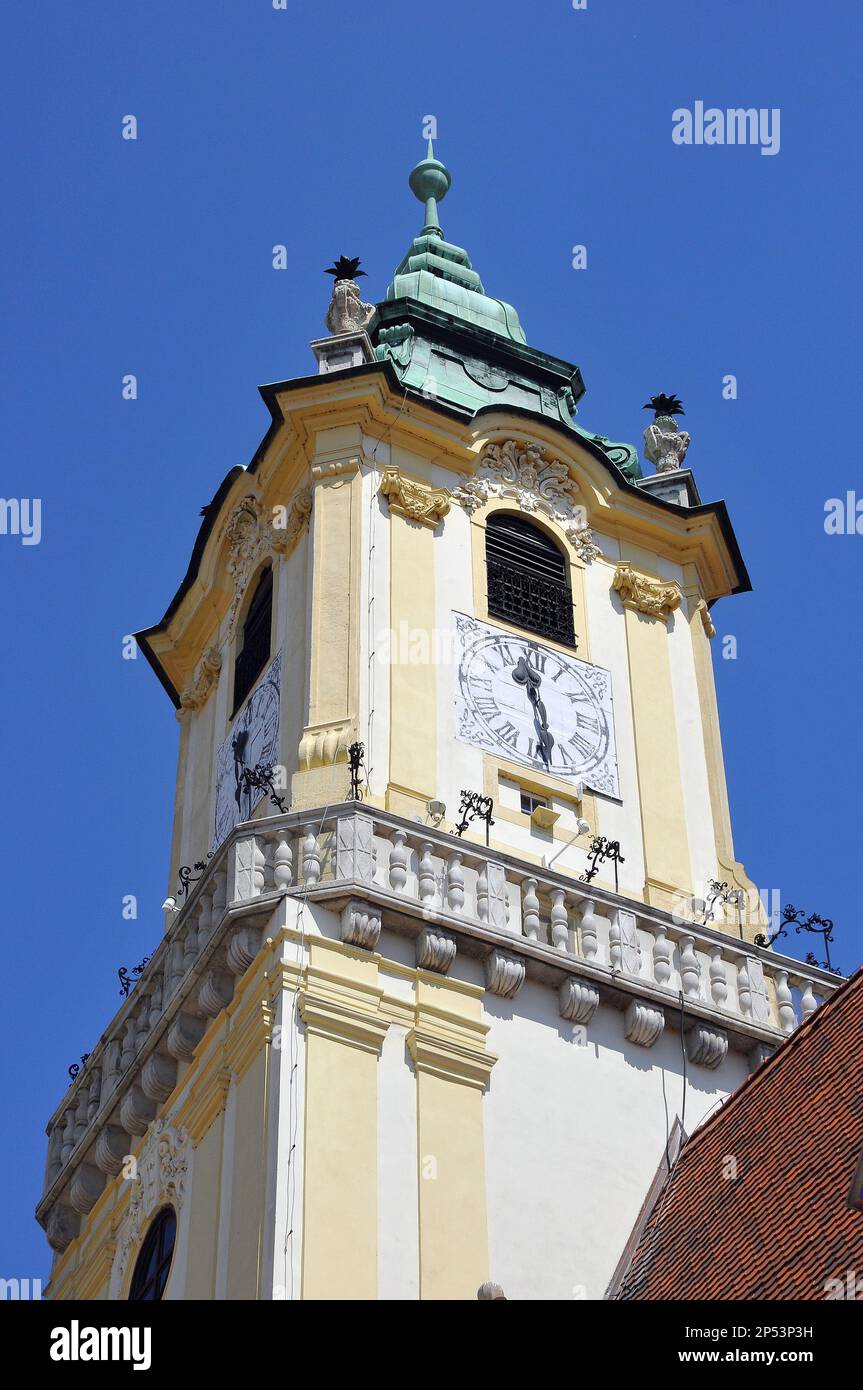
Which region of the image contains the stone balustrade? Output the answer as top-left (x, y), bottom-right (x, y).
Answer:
top-left (38, 802), bottom-right (841, 1254)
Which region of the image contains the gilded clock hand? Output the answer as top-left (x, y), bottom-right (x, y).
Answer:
top-left (512, 655), bottom-right (555, 766)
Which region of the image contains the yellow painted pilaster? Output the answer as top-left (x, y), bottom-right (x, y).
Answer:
top-left (622, 597), bottom-right (692, 909)
top-left (387, 509), bottom-right (437, 818)
top-left (408, 976), bottom-right (496, 1300)
top-left (299, 940), bottom-right (388, 1300)
top-left (293, 459), bottom-right (362, 809)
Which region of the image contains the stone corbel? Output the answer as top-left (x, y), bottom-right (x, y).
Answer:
top-left (484, 949), bottom-right (526, 999)
top-left (340, 900), bottom-right (382, 950)
top-left (624, 999), bottom-right (665, 1047)
top-left (612, 563), bottom-right (682, 620)
top-left (380, 468), bottom-right (451, 529)
top-left (416, 927), bottom-right (457, 974)
top-left (559, 977), bottom-right (600, 1024)
top-left (45, 1203), bottom-right (80, 1254)
top-left (179, 646), bottom-right (222, 713)
top-left (69, 1162), bottom-right (106, 1216)
top-left (685, 1022), bottom-right (729, 1070)
top-left (270, 488), bottom-right (312, 556)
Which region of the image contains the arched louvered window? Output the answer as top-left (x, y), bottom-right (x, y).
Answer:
top-left (129, 1207), bottom-right (176, 1301)
top-left (232, 565), bottom-right (273, 715)
top-left (485, 512), bottom-right (575, 647)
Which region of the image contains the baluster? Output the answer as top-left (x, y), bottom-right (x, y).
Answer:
top-left (73, 1083), bottom-right (89, 1142)
top-left (550, 888), bottom-right (569, 953)
top-left (737, 957), bottom-right (753, 1017)
top-left (652, 924), bottom-right (673, 987)
top-left (212, 867), bottom-right (227, 921)
top-left (709, 946), bottom-right (728, 1009)
top-left (46, 1125), bottom-right (63, 1187)
top-left (522, 878), bottom-right (540, 941)
top-left (418, 843), bottom-right (436, 909)
top-left (388, 830), bottom-right (409, 892)
top-left (86, 1068), bottom-right (102, 1124)
top-left (135, 998), bottom-right (149, 1052)
top-left (578, 898), bottom-right (599, 962)
top-left (774, 969), bottom-right (796, 1034)
top-left (102, 1038), bottom-right (122, 1095)
top-left (120, 1017), bottom-right (137, 1074)
top-left (253, 836), bottom-right (267, 895)
top-left (447, 852), bottom-right (465, 913)
top-left (609, 914), bottom-right (622, 971)
top-left (167, 939), bottom-right (185, 994)
top-left (148, 975), bottom-right (163, 1032)
top-left (476, 862), bottom-right (488, 922)
top-left (273, 830), bottom-right (293, 893)
top-left (679, 934), bottom-right (701, 999)
top-left (183, 918), bottom-right (199, 975)
top-left (60, 1108), bottom-right (76, 1165)
top-left (196, 885), bottom-right (213, 947)
top-left (302, 827), bottom-right (322, 885)
top-left (801, 980), bottom-right (818, 1020)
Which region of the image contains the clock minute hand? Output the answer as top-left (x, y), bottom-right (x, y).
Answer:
top-left (512, 656), bottom-right (554, 766)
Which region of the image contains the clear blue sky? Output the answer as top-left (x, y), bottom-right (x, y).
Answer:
top-left (2, 0), bottom-right (860, 1282)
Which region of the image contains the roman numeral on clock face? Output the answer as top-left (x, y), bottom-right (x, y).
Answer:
top-left (494, 720), bottom-right (521, 749)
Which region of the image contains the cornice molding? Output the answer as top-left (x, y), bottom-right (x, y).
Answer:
top-left (612, 563), bottom-right (682, 620)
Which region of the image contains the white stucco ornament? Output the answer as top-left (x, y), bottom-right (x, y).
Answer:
top-left (454, 439), bottom-right (598, 552)
top-left (117, 1120), bottom-right (189, 1277)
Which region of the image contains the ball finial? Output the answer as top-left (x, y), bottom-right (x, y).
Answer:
top-left (408, 138), bottom-right (451, 234)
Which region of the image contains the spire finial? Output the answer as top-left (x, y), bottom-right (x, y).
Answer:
top-left (409, 137), bottom-right (452, 238)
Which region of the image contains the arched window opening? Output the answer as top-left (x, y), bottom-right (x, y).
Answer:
top-left (232, 566), bottom-right (273, 715)
top-left (485, 512), bottom-right (575, 647)
top-left (129, 1207), bottom-right (176, 1301)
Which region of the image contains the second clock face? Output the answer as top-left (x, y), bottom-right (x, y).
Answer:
top-left (212, 650), bottom-right (283, 848)
top-left (454, 612), bottom-right (620, 798)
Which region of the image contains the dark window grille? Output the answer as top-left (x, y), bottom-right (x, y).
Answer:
top-left (486, 513), bottom-right (575, 647)
top-left (232, 567), bottom-right (273, 715)
top-left (129, 1207), bottom-right (176, 1301)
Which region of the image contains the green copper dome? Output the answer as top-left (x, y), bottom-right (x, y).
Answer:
top-left (384, 139), bottom-right (527, 345)
top-left (374, 141), bottom-right (642, 481)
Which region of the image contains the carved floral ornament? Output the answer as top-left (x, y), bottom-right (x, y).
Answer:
top-left (117, 1119), bottom-right (189, 1279)
top-left (452, 439), bottom-right (602, 562)
top-left (380, 468), bottom-right (451, 529)
top-left (223, 490), bottom-right (312, 636)
top-left (612, 563), bottom-right (682, 620)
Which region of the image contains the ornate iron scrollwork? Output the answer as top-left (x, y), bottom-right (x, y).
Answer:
top-left (455, 790), bottom-right (495, 846)
top-left (580, 836), bottom-right (626, 893)
top-left (755, 904), bottom-right (839, 974)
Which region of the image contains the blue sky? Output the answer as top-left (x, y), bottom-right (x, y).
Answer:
top-left (2, 0), bottom-right (860, 1282)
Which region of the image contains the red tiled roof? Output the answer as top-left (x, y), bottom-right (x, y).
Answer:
top-left (614, 965), bottom-right (863, 1300)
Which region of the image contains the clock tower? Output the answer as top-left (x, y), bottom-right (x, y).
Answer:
top-left (37, 142), bottom-right (840, 1301)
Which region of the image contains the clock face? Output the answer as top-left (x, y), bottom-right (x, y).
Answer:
top-left (454, 613), bottom-right (620, 798)
top-left (212, 650), bottom-right (283, 848)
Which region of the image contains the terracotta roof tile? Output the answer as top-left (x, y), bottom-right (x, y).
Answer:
top-left (614, 965), bottom-right (863, 1300)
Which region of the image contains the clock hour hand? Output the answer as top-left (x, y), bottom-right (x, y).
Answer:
top-left (512, 655), bottom-right (555, 766)
top-left (232, 729), bottom-right (250, 811)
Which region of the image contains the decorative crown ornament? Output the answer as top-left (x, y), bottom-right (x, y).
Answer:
top-left (324, 255), bottom-right (375, 336)
top-left (642, 393), bottom-right (691, 475)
